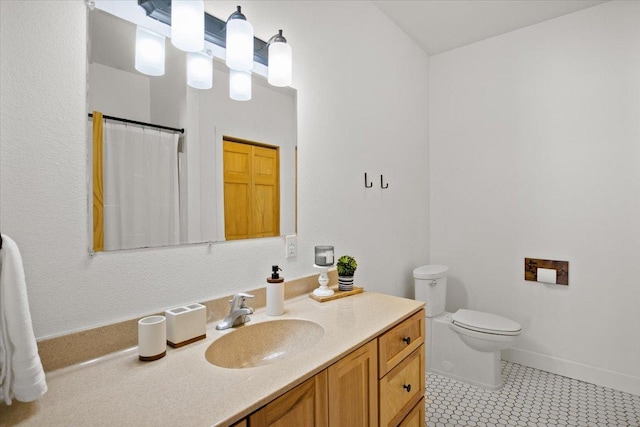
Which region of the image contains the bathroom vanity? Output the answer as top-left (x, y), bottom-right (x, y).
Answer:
top-left (0, 292), bottom-right (424, 426)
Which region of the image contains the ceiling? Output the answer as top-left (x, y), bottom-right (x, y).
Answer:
top-left (372, 0), bottom-right (608, 56)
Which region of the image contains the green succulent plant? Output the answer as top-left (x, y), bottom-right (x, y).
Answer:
top-left (336, 255), bottom-right (357, 277)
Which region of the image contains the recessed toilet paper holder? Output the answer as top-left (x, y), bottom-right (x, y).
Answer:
top-left (524, 258), bottom-right (569, 285)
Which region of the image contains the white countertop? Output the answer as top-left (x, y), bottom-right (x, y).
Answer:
top-left (0, 292), bottom-right (423, 427)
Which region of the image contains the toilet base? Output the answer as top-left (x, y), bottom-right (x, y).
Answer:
top-left (427, 314), bottom-right (503, 391)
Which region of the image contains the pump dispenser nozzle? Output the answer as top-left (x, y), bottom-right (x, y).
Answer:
top-left (267, 265), bottom-right (284, 283)
top-left (271, 265), bottom-right (282, 280)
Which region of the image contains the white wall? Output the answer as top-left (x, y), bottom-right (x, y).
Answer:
top-left (429, 1), bottom-right (640, 394)
top-left (0, 1), bottom-right (429, 338)
top-left (88, 63), bottom-right (150, 122)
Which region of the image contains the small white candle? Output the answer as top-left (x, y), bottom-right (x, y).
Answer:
top-left (315, 246), bottom-right (334, 266)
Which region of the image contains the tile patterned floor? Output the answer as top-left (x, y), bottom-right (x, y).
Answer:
top-left (425, 361), bottom-right (640, 427)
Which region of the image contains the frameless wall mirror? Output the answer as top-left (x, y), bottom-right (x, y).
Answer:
top-left (87, 8), bottom-right (297, 252)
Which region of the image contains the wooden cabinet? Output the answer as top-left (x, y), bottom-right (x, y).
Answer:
top-left (398, 401), bottom-right (425, 427)
top-left (379, 345), bottom-right (425, 426)
top-left (379, 309), bottom-right (426, 427)
top-left (249, 370), bottom-right (328, 427)
top-left (245, 309), bottom-right (426, 427)
top-left (249, 371), bottom-right (328, 427)
top-left (327, 339), bottom-right (378, 426)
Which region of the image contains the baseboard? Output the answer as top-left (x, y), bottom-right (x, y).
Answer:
top-left (429, 367), bottom-right (502, 391)
top-left (503, 347), bottom-right (640, 396)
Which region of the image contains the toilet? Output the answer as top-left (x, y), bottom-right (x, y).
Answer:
top-left (414, 265), bottom-right (521, 390)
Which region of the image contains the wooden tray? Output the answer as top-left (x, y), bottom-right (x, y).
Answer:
top-left (309, 286), bottom-right (364, 302)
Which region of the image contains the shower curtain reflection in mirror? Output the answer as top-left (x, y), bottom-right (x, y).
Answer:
top-left (97, 119), bottom-right (181, 251)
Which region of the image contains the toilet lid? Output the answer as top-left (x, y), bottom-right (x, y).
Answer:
top-left (413, 265), bottom-right (449, 279)
top-left (452, 309), bottom-right (521, 336)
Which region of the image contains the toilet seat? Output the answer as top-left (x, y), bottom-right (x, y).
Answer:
top-left (452, 309), bottom-right (521, 336)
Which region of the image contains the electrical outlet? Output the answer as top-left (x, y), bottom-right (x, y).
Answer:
top-left (285, 235), bottom-right (297, 258)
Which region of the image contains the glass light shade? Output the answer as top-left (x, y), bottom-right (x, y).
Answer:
top-left (187, 52), bottom-right (212, 90)
top-left (171, 0), bottom-right (204, 52)
top-left (135, 27), bottom-right (166, 76)
top-left (229, 69), bottom-right (252, 101)
top-left (225, 18), bottom-right (254, 71)
top-left (268, 41), bottom-right (292, 87)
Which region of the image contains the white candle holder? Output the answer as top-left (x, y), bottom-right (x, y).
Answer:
top-left (313, 264), bottom-right (334, 297)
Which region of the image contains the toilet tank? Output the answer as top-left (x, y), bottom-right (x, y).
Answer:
top-left (413, 265), bottom-right (449, 318)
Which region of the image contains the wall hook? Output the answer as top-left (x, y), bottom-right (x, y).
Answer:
top-left (381, 175), bottom-right (389, 189)
top-left (364, 173), bottom-right (373, 188)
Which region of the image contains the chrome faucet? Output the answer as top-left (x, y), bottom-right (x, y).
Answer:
top-left (215, 293), bottom-right (254, 330)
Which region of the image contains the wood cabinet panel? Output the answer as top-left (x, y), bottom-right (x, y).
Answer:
top-left (327, 339), bottom-right (378, 426)
top-left (378, 310), bottom-right (425, 377)
top-left (249, 371), bottom-right (328, 427)
top-left (398, 400), bottom-right (425, 427)
top-left (380, 345), bottom-right (425, 427)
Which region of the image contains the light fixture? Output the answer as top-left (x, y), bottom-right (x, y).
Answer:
top-left (171, 0), bottom-right (204, 52)
top-left (267, 30), bottom-right (292, 87)
top-left (130, 1), bottom-right (295, 98)
top-left (225, 6), bottom-right (254, 71)
top-left (135, 26), bottom-right (166, 76)
top-left (229, 69), bottom-right (252, 101)
top-left (187, 51), bottom-right (213, 90)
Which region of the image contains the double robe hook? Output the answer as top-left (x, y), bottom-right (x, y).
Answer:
top-left (364, 173), bottom-right (389, 189)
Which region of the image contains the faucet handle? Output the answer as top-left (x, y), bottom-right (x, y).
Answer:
top-left (237, 292), bottom-right (254, 299)
top-left (230, 292), bottom-right (254, 308)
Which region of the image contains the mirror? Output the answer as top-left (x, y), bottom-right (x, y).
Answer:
top-left (87, 8), bottom-right (297, 251)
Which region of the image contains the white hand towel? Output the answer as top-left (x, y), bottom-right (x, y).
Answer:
top-left (0, 234), bottom-right (47, 405)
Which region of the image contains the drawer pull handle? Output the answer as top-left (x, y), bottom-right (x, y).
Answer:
top-left (403, 384), bottom-right (412, 393)
top-left (402, 336), bottom-right (411, 345)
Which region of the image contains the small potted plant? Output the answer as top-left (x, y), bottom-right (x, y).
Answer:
top-left (336, 255), bottom-right (357, 291)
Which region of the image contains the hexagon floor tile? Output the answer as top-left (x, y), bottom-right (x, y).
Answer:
top-left (425, 361), bottom-right (640, 427)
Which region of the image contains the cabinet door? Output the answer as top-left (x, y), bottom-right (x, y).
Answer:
top-left (249, 370), bottom-right (328, 427)
top-left (327, 340), bottom-right (378, 427)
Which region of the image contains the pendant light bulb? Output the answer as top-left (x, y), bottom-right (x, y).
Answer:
top-left (171, 0), bottom-right (204, 52)
top-left (187, 52), bottom-right (213, 90)
top-left (268, 30), bottom-right (292, 87)
top-left (229, 69), bottom-right (252, 101)
top-left (135, 26), bottom-right (166, 76)
top-left (225, 6), bottom-right (254, 71)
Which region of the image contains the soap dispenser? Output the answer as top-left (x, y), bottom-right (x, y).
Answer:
top-left (267, 265), bottom-right (285, 316)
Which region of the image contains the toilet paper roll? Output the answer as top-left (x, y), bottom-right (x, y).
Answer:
top-left (537, 267), bottom-right (557, 284)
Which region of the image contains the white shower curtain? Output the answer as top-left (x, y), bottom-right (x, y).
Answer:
top-left (103, 121), bottom-right (180, 250)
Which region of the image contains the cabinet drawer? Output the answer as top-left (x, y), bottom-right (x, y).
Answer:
top-left (379, 345), bottom-right (425, 427)
top-left (398, 399), bottom-right (425, 427)
top-left (378, 310), bottom-right (424, 376)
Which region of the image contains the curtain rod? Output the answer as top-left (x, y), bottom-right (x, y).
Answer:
top-left (88, 113), bottom-right (184, 134)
